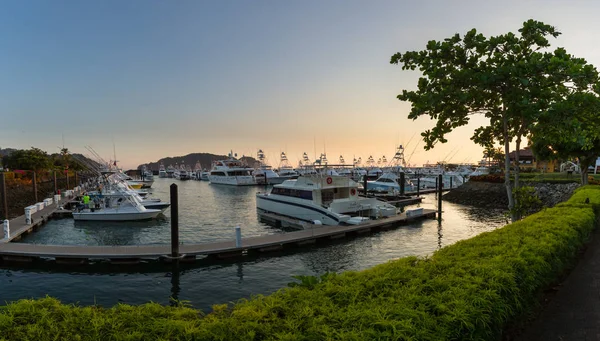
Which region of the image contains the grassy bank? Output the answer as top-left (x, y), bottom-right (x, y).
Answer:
top-left (2, 187), bottom-right (600, 340)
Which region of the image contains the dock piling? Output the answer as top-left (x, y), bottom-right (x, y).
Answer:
top-left (170, 184), bottom-right (179, 261)
top-left (450, 176), bottom-right (453, 189)
top-left (32, 172), bottom-right (38, 203)
top-left (363, 175), bottom-right (368, 197)
top-left (24, 207), bottom-right (32, 225)
top-left (437, 174), bottom-right (443, 220)
top-left (400, 172), bottom-right (405, 196)
top-left (3, 219), bottom-right (9, 239)
top-left (53, 171), bottom-right (58, 194)
top-left (235, 226), bottom-right (242, 247)
top-left (416, 173), bottom-right (420, 196)
top-left (0, 172), bottom-right (7, 220)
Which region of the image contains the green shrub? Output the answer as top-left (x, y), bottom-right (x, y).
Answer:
top-left (0, 193), bottom-right (597, 340)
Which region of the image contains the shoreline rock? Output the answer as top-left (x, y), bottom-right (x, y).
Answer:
top-left (442, 181), bottom-right (579, 209)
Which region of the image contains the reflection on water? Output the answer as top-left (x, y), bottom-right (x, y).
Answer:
top-left (2, 179), bottom-right (508, 311)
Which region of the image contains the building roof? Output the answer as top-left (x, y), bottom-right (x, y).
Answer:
top-left (508, 147), bottom-right (534, 159)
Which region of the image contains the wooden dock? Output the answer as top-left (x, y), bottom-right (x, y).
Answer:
top-left (0, 209), bottom-right (436, 264)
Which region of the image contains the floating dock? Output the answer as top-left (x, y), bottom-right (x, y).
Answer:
top-left (0, 209), bottom-right (436, 265)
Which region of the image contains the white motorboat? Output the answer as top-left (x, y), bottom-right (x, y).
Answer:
top-left (256, 175), bottom-right (397, 226)
top-left (158, 163), bottom-right (167, 178)
top-left (73, 194), bottom-right (162, 221)
top-left (141, 166), bottom-right (154, 181)
top-left (209, 152), bottom-right (255, 186)
top-left (366, 172), bottom-right (414, 194)
top-left (277, 152), bottom-right (299, 181)
top-left (174, 163), bottom-right (191, 180)
top-left (416, 174), bottom-right (465, 189)
top-left (254, 149), bottom-right (288, 185)
top-left (166, 165), bottom-right (175, 178)
top-left (192, 161), bottom-right (203, 180)
top-left (470, 166), bottom-right (490, 177)
top-left (199, 170), bottom-right (210, 181)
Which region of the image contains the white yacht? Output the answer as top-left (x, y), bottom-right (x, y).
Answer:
top-left (256, 175), bottom-right (397, 226)
top-left (366, 172), bottom-right (414, 194)
top-left (470, 166), bottom-right (490, 177)
top-left (166, 165), bottom-right (175, 178)
top-left (277, 152), bottom-right (298, 181)
top-left (158, 163), bottom-right (167, 178)
top-left (192, 161), bottom-right (203, 180)
top-left (253, 149), bottom-right (288, 185)
top-left (199, 169), bottom-right (210, 181)
top-left (209, 152), bottom-right (255, 186)
top-left (174, 163), bottom-right (191, 180)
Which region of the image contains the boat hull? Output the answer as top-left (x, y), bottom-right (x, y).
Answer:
top-left (142, 202), bottom-right (171, 212)
top-left (209, 175), bottom-right (255, 186)
top-left (256, 194), bottom-right (343, 225)
top-left (72, 210), bottom-right (161, 221)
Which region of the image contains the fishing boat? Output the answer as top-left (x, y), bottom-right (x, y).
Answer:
top-left (166, 165), bottom-right (176, 178)
top-left (199, 169), bottom-right (210, 181)
top-left (366, 172), bottom-right (414, 194)
top-left (209, 152), bottom-right (255, 186)
top-left (158, 163), bottom-right (167, 178)
top-left (174, 163), bottom-right (191, 180)
top-left (256, 175), bottom-right (397, 226)
top-left (277, 152), bottom-right (298, 180)
top-left (254, 149), bottom-right (287, 185)
top-left (72, 194), bottom-right (162, 221)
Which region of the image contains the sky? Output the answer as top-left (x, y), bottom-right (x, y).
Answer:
top-left (2, 0), bottom-right (600, 169)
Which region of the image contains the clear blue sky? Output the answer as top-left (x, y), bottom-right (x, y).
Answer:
top-left (2, 0), bottom-right (599, 169)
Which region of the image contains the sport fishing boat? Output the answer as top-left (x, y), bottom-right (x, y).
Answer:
top-left (277, 152), bottom-right (299, 180)
top-left (366, 172), bottom-right (414, 194)
top-left (158, 163), bottom-right (167, 178)
top-left (73, 192), bottom-right (162, 221)
top-left (256, 175), bottom-right (397, 226)
top-left (209, 152), bottom-right (255, 186)
top-left (253, 149), bottom-right (287, 185)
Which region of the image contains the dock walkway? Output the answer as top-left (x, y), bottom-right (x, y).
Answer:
top-left (0, 209), bottom-right (436, 263)
top-left (1, 204), bottom-right (59, 243)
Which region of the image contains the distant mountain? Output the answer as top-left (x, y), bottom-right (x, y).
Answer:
top-left (140, 153), bottom-right (258, 172)
top-left (0, 148), bottom-right (17, 157)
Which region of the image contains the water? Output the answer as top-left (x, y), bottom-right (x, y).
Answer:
top-left (0, 179), bottom-right (507, 312)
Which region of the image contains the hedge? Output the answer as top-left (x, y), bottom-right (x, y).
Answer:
top-left (1, 187), bottom-right (599, 340)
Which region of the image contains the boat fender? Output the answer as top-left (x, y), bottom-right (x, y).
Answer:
top-left (326, 177), bottom-right (333, 184)
top-left (313, 220), bottom-right (323, 225)
top-left (351, 188), bottom-right (356, 196)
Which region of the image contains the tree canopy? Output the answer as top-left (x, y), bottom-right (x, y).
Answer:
top-left (390, 19), bottom-right (599, 220)
top-left (2, 147), bottom-right (52, 172)
top-left (531, 91), bottom-right (600, 184)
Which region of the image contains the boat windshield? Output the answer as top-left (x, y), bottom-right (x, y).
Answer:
top-left (271, 187), bottom-right (313, 200)
top-left (321, 187), bottom-right (350, 206)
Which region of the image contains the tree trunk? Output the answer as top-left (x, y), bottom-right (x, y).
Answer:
top-left (503, 115), bottom-right (515, 222)
top-left (514, 137), bottom-right (521, 220)
top-left (580, 157), bottom-right (591, 185)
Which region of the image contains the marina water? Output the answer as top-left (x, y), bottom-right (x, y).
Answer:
top-left (1, 179), bottom-right (506, 312)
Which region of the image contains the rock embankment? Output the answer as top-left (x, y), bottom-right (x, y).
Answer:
top-left (443, 180), bottom-right (579, 209)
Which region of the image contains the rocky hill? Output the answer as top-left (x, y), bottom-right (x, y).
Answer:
top-left (141, 153), bottom-right (257, 172)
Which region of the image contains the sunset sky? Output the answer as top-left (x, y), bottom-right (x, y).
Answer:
top-left (2, 0), bottom-right (600, 169)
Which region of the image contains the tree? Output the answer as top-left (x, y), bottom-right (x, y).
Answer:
top-left (3, 147), bottom-right (51, 172)
top-left (531, 91), bottom-right (600, 185)
top-left (390, 19), bottom-right (597, 221)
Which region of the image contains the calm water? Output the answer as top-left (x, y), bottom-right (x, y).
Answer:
top-left (0, 179), bottom-right (507, 312)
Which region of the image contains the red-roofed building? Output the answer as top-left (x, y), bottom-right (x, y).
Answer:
top-left (508, 146), bottom-right (558, 172)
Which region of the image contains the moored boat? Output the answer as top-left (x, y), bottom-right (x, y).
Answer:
top-left (256, 175), bottom-right (397, 226)
top-left (209, 152), bottom-right (255, 186)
